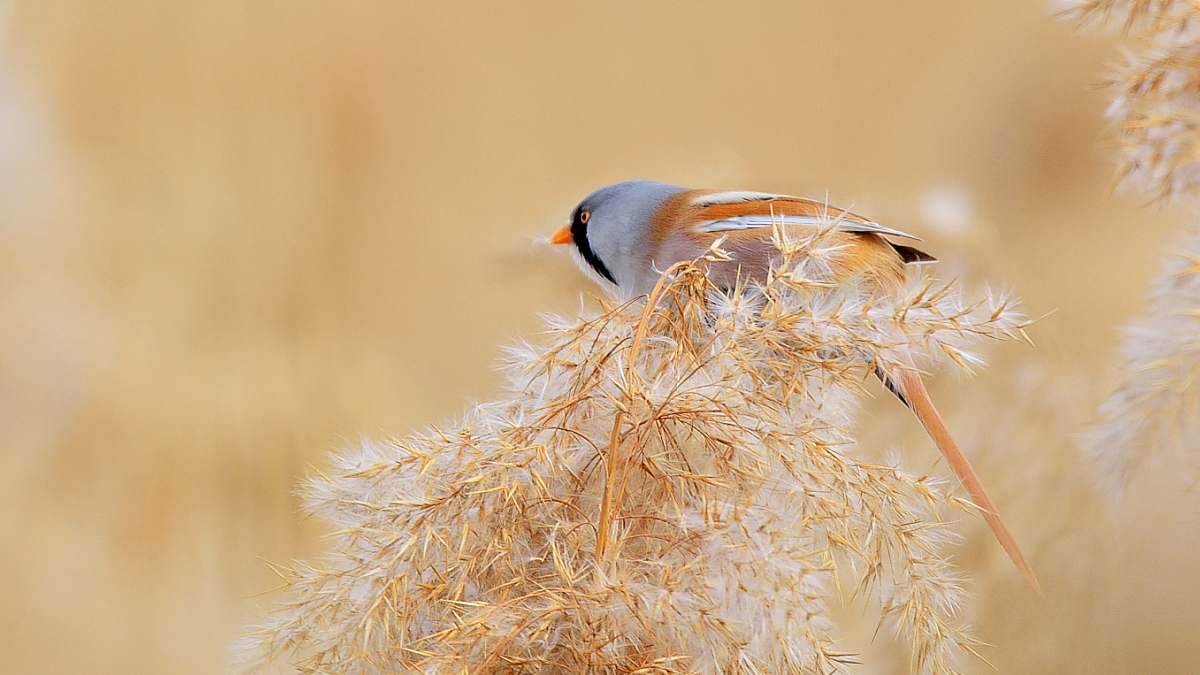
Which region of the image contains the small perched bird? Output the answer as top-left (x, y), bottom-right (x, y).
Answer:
top-left (552, 180), bottom-right (1039, 591)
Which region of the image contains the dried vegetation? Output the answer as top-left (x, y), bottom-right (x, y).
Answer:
top-left (239, 231), bottom-right (1029, 675)
top-left (1060, 0), bottom-right (1200, 489)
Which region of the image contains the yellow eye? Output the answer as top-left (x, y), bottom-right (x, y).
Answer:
top-left (579, 209), bottom-right (590, 225)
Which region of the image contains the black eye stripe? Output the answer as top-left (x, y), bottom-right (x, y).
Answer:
top-left (570, 207), bottom-right (616, 285)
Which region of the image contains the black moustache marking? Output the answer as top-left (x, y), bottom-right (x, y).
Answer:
top-left (571, 207), bottom-right (617, 285)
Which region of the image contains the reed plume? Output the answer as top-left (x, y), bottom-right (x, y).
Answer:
top-left (1060, 0), bottom-right (1200, 490)
top-left (1059, 0), bottom-right (1200, 202)
top-left (237, 227), bottom-right (1029, 675)
top-left (1086, 229), bottom-right (1200, 488)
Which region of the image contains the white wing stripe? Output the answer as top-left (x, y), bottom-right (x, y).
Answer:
top-left (694, 215), bottom-right (921, 240)
top-left (689, 190), bottom-right (793, 206)
top-left (694, 215), bottom-right (823, 232)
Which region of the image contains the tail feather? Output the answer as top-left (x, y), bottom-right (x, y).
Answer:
top-left (882, 366), bottom-right (1041, 592)
top-left (874, 364), bottom-right (908, 407)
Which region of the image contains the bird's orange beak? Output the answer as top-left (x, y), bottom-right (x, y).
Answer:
top-left (550, 225), bottom-right (573, 245)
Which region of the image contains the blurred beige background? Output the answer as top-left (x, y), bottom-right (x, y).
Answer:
top-left (0, 2), bottom-right (1191, 674)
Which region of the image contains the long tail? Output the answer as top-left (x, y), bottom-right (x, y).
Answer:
top-left (876, 364), bottom-right (1041, 592)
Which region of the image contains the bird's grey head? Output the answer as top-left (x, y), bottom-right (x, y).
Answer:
top-left (566, 180), bottom-right (688, 298)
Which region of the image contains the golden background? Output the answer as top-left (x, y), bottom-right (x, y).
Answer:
top-left (1, 2), bottom-right (1193, 673)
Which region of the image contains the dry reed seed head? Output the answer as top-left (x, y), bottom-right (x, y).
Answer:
top-left (1060, 0), bottom-right (1200, 492)
top-left (1056, 0), bottom-right (1193, 30)
top-left (1055, 0), bottom-right (1200, 33)
top-left (1060, 0), bottom-right (1200, 202)
top-left (1086, 227), bottom-right (1200, 492)
top-left (237, 235), bottom-right (1030, 675)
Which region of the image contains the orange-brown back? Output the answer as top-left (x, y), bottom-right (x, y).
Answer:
top-left (648, 189), bottom-right (913, 293)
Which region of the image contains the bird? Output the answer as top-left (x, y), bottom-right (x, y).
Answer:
top-left (551, 180), bottom-right (1039, 591)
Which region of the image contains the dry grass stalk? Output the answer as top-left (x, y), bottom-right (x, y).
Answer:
top-left (237, 229), bottom-right (1029, 674)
